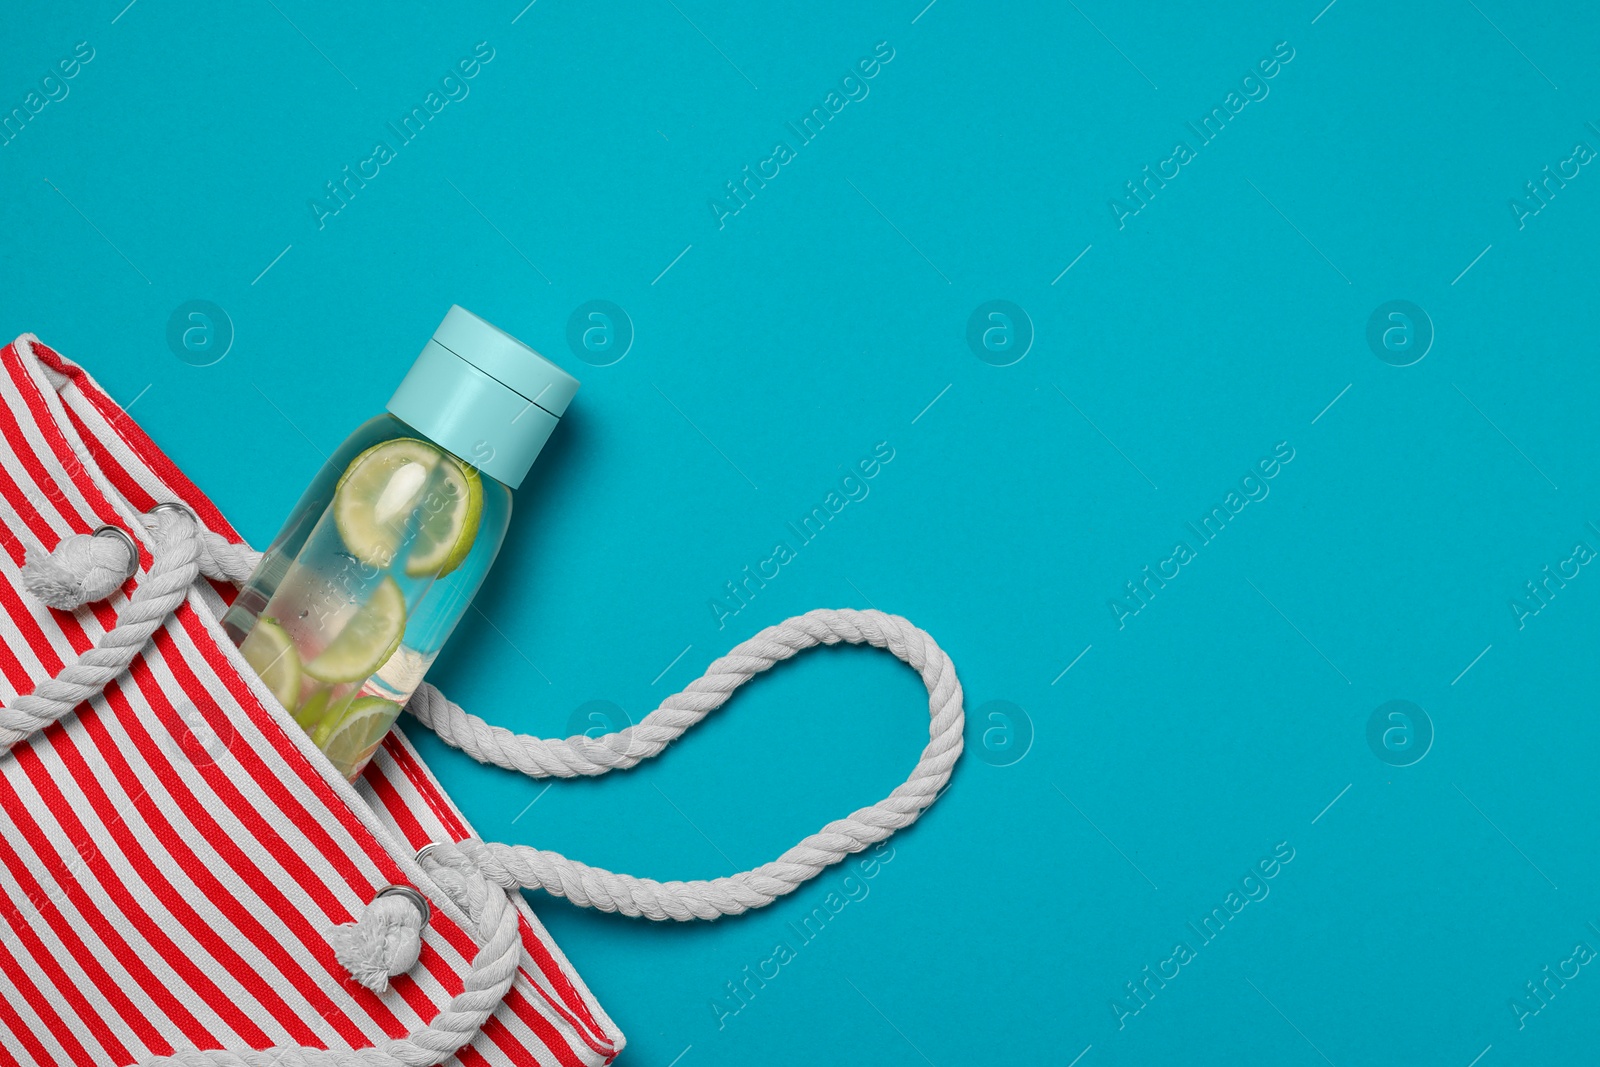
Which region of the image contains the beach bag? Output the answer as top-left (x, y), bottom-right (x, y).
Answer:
top-left (0, 333), bottom-right (963, 1066)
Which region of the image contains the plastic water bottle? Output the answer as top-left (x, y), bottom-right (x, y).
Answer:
top-left (223, 306), bottom-right (578, 779)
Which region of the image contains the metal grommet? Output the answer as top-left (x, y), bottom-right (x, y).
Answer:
top-left (374, 884), bottom-right (431, 927)
top-left (90, 524), bottom-right (139, 581)
top-left (414, 842), bottom-right (440, 865)
top-left (147, 500), bottom-right (198, 526)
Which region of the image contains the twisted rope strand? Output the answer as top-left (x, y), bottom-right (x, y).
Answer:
top-left (409, 607), bottom-right (964, 920)
top-left (0, 508), bottom-right (200, 748)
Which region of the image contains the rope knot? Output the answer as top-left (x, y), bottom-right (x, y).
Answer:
top-left (19, 524), bottom-right (137, 609)
top-left (327, 886), bottom-right (430, 993)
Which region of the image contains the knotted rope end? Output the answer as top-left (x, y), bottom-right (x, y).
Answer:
top-left (20, 526), bottom-right (137, 610)
top-left (328, 887), bottom-right (429, 994)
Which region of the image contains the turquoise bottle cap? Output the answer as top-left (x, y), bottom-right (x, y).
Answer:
top-left (386, 306), bottom-right (580, 488)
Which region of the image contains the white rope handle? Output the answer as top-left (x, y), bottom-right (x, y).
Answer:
top-left (4, 507), bottom-right (201, 747)
top-left (8, 508), bottom-right (965, 1066)
top-left (408, 607), bottom-right (963, 919)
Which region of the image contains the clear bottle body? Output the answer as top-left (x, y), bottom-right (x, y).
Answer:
top-left (223, 414), bottom-right (512, 778)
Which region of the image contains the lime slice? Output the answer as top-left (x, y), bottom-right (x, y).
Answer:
top-left (303, 576), bottom-right (407, 684)
top-left (316, 696), bottom-right (401, 778)
top-left (333, 438), bottom-right (445, 568)
top-left (404, 455), bottom-right (482, 578)
top-left (293, 686), bottom-right (331, 730)
top-left (240, 617), bottom-right (301, 710)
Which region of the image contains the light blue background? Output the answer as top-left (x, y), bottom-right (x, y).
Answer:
top-left (6, 1), bottom-right (1600, 1064)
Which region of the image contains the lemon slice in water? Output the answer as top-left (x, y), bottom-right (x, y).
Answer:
top-left (303, 576), bottom-right (407, 684)
top-left (240, 617), bottom-right (301, 710)
top-left (404, 455), bottom-right (482, 578)
top-left (317, 696), bottom-right (402, 778)
top-left (333, 438), bottom-right (480, 575)
top-left (333, 438), bottom-right (439, 568)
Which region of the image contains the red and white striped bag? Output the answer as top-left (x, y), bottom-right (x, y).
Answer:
top-left (0, 332), bottom-right (963, 1067)
top-left (0, 334), bottom-right (625, 1066)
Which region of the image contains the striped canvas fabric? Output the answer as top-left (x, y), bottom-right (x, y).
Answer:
top-left (0, 333), bottom-right (622, 1066)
